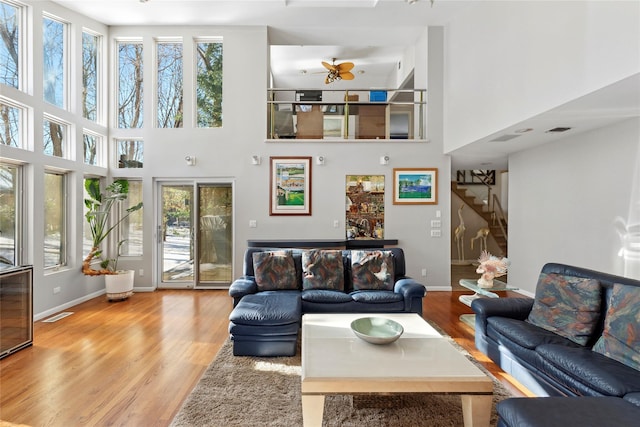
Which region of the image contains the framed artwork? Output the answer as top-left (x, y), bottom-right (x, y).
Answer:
top-left (393, 168), bottom-right (438, 205)
top-left (269, 156), bottom-right (312, 215)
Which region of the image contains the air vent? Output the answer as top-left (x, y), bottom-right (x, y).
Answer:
top-left (546, 127), bottom-right (572, 133)
top-left (43, 312), bottom-right (74, 323)
top-left (489, 134), bottom-right (521, 142)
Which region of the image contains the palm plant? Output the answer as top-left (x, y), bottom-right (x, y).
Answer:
top-left (82, 178), bottom-right (143, 275)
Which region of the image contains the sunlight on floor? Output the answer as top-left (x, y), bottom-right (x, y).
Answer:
top-left (253, 360), bottom-right (301, 376)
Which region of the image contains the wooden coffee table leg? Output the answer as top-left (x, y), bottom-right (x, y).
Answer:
top-left (301, 394), bottom-right (325, 427)
top-left (461, 394), bottom-right (492, 427)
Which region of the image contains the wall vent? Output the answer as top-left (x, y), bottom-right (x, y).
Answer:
top-left (489, 134), bottom-right (521, 142)
top-left (546, 127), bottom-right (572, 133)
top-left (43, 312), bottom-right (74, 323)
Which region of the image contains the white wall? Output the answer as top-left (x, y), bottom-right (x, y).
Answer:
top-left (508, 117), bottom-right (640, 295)
top-left (12, 5), bottom-right (451, 318)
top-left (443, 0), bottom-right (640, 152)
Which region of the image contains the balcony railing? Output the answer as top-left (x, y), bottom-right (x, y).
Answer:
top-left (267, 88), bottom-right (427, 141)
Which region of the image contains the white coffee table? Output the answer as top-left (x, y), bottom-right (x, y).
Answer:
top-left (301, 313), bottom-right (493, 427)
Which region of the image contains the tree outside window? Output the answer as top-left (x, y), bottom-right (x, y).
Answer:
top-left (43, 116), bottom-right (67, 158)
top-left (157, 42), bottom-right (183, 128)
top-left (44, 171), bottom-right (66, 269)
top-left (196, 40), bottom-right (222, 128)
top-left (117, 139), bottom-right (143, 168)
top-left (43, 16), bottom-right (65, 108)
top-left (0, 1), bottom-right (19, 89)
top-left (82, 31), bottom-right (99, 122)
top-left (83, 132), bottom-right (100, 165)
top-left (118, 41), bottom-right (143, 128)
top-left (0, 100), bottom-right (20, 147)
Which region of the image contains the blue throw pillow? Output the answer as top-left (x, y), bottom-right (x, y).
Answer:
top-left (526, 273), bottom-right (601, 346)
top-left (351, 250), bottom-right (394, 291)
top-left (302, 249), bottom-right (344, 291)
top-left (592, 284), bottom-right (640, 371)
top-left (252, 250), bottom-right (297, 291)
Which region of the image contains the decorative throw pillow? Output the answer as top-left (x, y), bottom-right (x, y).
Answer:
top-left (351, 250), bottom-right (394, 291)
top-left (302, 250), bottom-right (344, 291)
top-left (252, 250), bottom-right (297, 291)
top-left (526, 273), bottom-right (602, 345)
top-left (592, 284), bottom-right (640, 371)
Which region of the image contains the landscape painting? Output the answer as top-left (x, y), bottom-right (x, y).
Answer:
top-left (393, 168), bottom-right (438, 205)
top-left (270, 156), bottom-right (312, 215)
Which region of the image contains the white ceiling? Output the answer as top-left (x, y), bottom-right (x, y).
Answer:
top-left (51, 0), bottom-right (640, 171)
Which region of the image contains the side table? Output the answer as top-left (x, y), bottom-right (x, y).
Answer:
top-left (458, 278), bottom-right (518, 328)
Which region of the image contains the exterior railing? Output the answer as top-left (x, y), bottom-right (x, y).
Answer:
top-left (267, 88), bottom-right (426, 141)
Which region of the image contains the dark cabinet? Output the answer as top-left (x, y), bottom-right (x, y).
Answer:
top-left (1, 265), bottom-right (33, 359)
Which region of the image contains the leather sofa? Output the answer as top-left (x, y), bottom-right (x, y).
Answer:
top-left (472, 263), bottom-right (640, 426)
top-left (228, 247), bottom-right (426, 356)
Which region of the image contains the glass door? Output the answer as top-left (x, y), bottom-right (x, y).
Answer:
top-left (157, 181), bottom-right (232, 288)
top-left (197, 184), bottom-right (233, 286)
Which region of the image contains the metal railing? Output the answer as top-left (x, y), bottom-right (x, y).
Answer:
top-left (267, 88), bottom-right (427, 141)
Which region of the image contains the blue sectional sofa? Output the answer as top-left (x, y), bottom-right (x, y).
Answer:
top-left (228, 247), bottom-right (426, 356)
top-left (472, 263), bottom-right (640, 426)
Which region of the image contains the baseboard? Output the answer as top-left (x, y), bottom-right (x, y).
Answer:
top-left (35, 289), bottom-right (105, 321)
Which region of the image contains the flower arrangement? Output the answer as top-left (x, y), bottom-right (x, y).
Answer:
top-left (476, 250), bottom-right (509, 288)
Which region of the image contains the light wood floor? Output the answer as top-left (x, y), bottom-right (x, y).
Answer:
top-left (0, 289), bottom-right (531, 426)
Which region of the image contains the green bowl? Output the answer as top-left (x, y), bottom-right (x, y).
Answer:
top-left (350, 317), bottom-right (404, 345)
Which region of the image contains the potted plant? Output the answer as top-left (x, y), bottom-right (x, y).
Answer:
top-left (82, 178), bottom-right (143, 300)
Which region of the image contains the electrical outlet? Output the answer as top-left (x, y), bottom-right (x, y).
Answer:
top-left (333, 220), bottom-right (339, 228)
top-left (421, 269), bottom-right (427, 277)
top-left (139, 269), bottom-right (144, 277)
top-left (430, 219), bottom-right (441, 228)
top-left (430, 229), bottom-right (441, 237)
top-left (53, 286), bottom-right (61, 294)
top-left (249, 220), bottom-right (257, 228)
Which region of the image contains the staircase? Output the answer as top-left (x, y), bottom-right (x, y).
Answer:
top-left (451, 181), bottom-right (508, 255)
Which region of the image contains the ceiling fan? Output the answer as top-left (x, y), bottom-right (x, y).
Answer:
top-left (321, 58), bottom-right (355, 84)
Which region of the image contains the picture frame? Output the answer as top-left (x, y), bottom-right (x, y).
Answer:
top-left (269, 156), bottom-right (312, 215)
top-left (392, 168), bottom-right (438, 205)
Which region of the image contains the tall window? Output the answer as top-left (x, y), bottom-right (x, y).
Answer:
top-left (117, 41), bottom-right (143, 128)
top-left (0, 0), bottom-right (19, 89)
top-left (43, 16), bottom-right (66, 108)
top-left (156, 41), bottom-right (183, 128)
top-left (0, 163), bottom-right (20, 267)
top-left (43, 115), bottom-right (68, 158)
top-left (196, 40), bottom-right (223, 128)
top-left (0, 99), bottom-right (22, 148)
top-left (44, 171), bottom-right (66, 269)
top-left (83, 131), bottom-right (101, 165)
top-left (82, 30), bottom-right (100, 121)
top-left (119, 180), bottom-right (143, 256)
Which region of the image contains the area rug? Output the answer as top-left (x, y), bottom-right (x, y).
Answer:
top-left (171, 327), bottom-right (511, 427)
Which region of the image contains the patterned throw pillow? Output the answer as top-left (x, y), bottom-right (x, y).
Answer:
top-left (252, 250), bottom-right (297, 291)
top-left (592, 284), bottom-right (640, 371)
top-left (302, 250), bottom-right (344, 291)
top-left (526, 273), bottom-right (602, 345)
top-left (351, 250), bottom-right (394, 291)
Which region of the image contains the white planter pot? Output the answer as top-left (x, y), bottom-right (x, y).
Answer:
top-left (104, 270), bottom-right (135, 301)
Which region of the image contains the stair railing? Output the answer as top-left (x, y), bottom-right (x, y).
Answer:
top-left (492, 194), bottom-right (508, 241)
